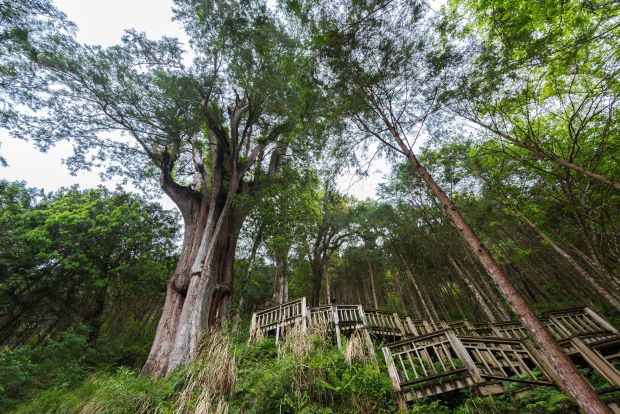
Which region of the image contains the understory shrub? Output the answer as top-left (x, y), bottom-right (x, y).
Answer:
top-left (0, 329), bottom-right (92, 410)
top-left (8, 328), bottom-right (582, 414)
top-left (231, 333), bottom-right (398, 414)
top-left (14, 367), bottom-right (180, 414)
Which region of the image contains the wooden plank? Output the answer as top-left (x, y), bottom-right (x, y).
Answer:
top-left (445, 329), bottom-right (484, 384)
top-left (571, 337), bottom-right (620, 387)
top-left (333, 304), bottom-right (342, 351)
top-left (585, 307), bottom-right (619, 335)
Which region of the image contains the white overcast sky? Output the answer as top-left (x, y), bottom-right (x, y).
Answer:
top-left (0, 0), bottom-right (388, 209)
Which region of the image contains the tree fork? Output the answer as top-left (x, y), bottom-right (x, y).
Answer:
top-left (390, 130), bottom-right (611, 413)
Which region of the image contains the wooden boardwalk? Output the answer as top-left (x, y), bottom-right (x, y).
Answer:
top-left (249, 299), bottom-right (620, 411)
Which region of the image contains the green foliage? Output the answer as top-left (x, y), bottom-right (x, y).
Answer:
top-left (0, 181), bottom-right (179, 346)
top-left (6, 328), bottom-right (581, 414)
top-left (0, 329), bottom-right (91, 410)
top-left (410, 400), bottom-right (451, 414)
top-left (232, 337), bottom-right (395, 414)
top-left (14, 367), bottom-right (180, 414)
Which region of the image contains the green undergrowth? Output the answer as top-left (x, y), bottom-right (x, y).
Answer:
top-left (4, 329), bottom-right (584, 414)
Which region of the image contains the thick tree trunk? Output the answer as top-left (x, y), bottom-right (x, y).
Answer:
top-left (517, 213), bottom-right (620, 313)
top-left (390, 130), bottom-right (610, 413)
top-left (310, 261), bottom-right (323, 306)
top-left (325, 268), bottom-right (332, 304)
top-left (142, 189), bottom-right (247, 377)
top-left (273, 254), bottom-right (289, 304)
top-left (85, 283), bottom-right (109, 344)
top-left (141, 195), bottom-right (206, 377)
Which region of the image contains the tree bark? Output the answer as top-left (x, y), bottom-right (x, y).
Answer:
top-left (389, 128), bottom-right (611, 413)
top-left (325, 267), bottom-right (332, 304)
top-left (273, 253), bottom-right (289, 305)
top-left (310, 260), bottom-right (324, 306)
top-left (368, 258), bottom-right (379, 309)
top-left (142, 175), bottom-right (250, 376)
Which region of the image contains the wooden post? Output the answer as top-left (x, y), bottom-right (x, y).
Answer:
top-left (358, 304), bottom-right (368, 328)
top-left (248, 312), bottom-right (257, 344)
top-left (333, 304), bottom-right (342, 351)
top-left (445, 329), bottom-right (484, 384)
top-left (464, 320), bottom-right (475, 334)
top-left (382, 346), bottom-right (408, 413)
top-left (301, 297), bottom-right (308, 333)
top-left (405, 317), bottom-right (419, 336)
top-left (393, 312), bottom-right (406, 336)
top-left (571, 337), bottom-right (620, 387)
top-left (585, 307), bottom-right (619, 335)
top-left (423, 320), bottom-right (433, 334)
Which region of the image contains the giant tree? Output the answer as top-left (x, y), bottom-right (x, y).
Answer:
top-left (5, 0), bottom-right (326, 376)
top-left (291, 0), bottom-right (611, 411)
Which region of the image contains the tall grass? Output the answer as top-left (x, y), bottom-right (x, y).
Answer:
top-left (175, 330), bottom-right (236, 414)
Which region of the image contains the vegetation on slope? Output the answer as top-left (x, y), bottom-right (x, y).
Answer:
top-left (4, 324), bottom-right (579, 414)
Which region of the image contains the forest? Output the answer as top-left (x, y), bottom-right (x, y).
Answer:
top-left (1, 0), bottom-right (619, 413)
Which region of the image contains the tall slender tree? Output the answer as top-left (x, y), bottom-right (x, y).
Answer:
top-left (290, 1), bottom-right (611, 411)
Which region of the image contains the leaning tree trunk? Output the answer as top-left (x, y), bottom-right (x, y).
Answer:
top-left (389, 129), bottom-right (611, 413)
top-left (448, 255), bottom-right (497, 323)
top-left (516, 212), bottom-right (620, 313)
top-left (368, 258), bottom-right (379, 309)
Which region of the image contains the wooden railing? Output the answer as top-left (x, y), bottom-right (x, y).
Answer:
top-left (249, 298), bottom-right (307, 341)
top-left (250, 299), bottom-right (620, 405)
top-left (459, 336), bottom-right (550, 384)
top-left (382, 330), bottom-right (472, 394)
top-left (494, 321), bottom-right (529, 339)
top-left (251, 301), bottom-right (617, 348)
top-left (448, 320), bottom-right (474, 336)
top-left (365, 309), bottom-right (405, 337)
top-left (546, 308), bottom-right (619, 341)
top-left (383, 330), bottom-right (553, 401)
top-left (404, 318), bottom-right (432, 336)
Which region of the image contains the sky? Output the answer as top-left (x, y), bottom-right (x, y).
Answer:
top-left (0, 0), bottom-right (389, 210)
